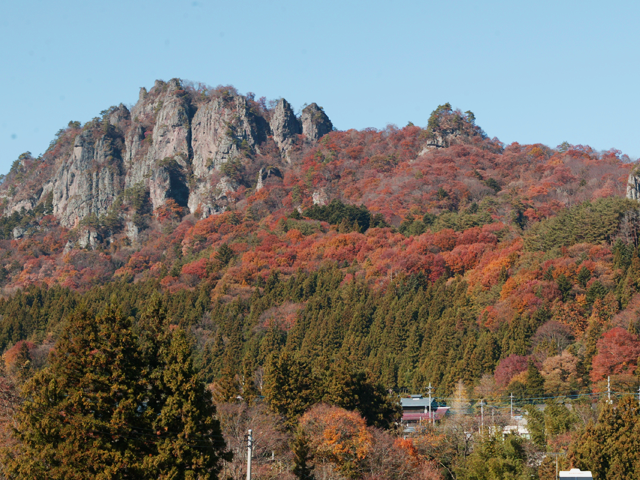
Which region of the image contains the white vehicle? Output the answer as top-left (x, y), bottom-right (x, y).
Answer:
top-left (559, 469), bottom-right (593, 479)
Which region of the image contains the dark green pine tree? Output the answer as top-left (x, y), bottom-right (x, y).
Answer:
top-left (569, 396), bottom-right (640, 478)
top-left (215, 243), bottom-right (235, 266)
top-left (200, 332), bottom-right (225, 384)
top-left (240, 356), bottom-right (260, 404)
top-left (557, 274), bottom-right (573, 302)
top-left (3, 308), bottom-right (152, 478)
top-left (321, 360), bottom-right (400, 428)
top-left (340, 304), bottom-right (372, 365)
top-left (577, 266), bottom-right (592, 288)
top-left (145, 327), bottom-right (232, 479)
top-left (263, 351), bottom-right (316, 423)
top-left (525, 360), bottom-right (545, 398)
top-left (3, 307), bottom-right (231, 479)
top-left (292, 428), bottom-right (315, 480)
top-left (211, 364), bottom-right (241, 403)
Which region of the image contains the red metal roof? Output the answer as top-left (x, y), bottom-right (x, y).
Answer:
top-left (402, 407), bottom-right (449, 422)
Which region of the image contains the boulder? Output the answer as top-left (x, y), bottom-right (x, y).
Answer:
top-left (312, 188), bottom-right (328, 206)
top-left (12, 226), bottom-right (25, 240)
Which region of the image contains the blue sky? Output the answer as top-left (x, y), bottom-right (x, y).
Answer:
top-left (1, 0), bottom-right (638, 173)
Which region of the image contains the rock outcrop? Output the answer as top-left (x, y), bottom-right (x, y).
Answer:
top-left (146, 81), bottom-right (192, 167)
top-left (301, 103), bottom-right (333, 142)
top-left (52, 129), bottom-right (124, 227)
top-left (255, 166), bottom-right (283, 191)
top-left (419, 107), bottom-right (485, 155)
top-left (627, 166), bottom-right (640, 200)
top-left (107, 104), bottom-right (130, 130)
top-left (269, 99), bottom-right (301, 161)
top-left (422, 130), bottom-right (463, 150)
top-left (188, 94), bottom-right (270, 214)
top-left (0, 78), bottom-right (334, 234)
top-left (77, 227), bottom-right (102, 249)
top-left (124, 78), bottom-right (193, 212)
top-left (312, 188), bottom-right (328, 206)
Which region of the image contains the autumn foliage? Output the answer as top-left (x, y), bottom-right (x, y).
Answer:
top-left (590, 327), bottom-right (640, 389)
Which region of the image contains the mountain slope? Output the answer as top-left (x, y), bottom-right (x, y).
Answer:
top-left (0, 80), bottom-right (639, 398)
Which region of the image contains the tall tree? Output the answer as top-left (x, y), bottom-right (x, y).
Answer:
top-left (569, 396), bottom-right (640, 479)
top-left (2, 307), bottom-right (231, 479)
top-left (525, 360), bottom-right (545, 398)
top-left (292, 428), bottom-right (315, 480)
top-left (145, 328), bottom-right (232, 479)
top-left (263, 351), bottom-right (316, 423)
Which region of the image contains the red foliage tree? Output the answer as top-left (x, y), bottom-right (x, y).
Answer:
top-left (494, 354), bottom-right (529, 388)
top-left (590, 327), bottom-right (640, 387)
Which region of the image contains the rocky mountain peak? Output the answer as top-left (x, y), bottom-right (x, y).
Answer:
top-left (420, 104), bottom-right (484, 153)
top-left (107, 104), bottom-right (130, 130)
top-left (301, 103), bottom-right (333, 142)
top-left (269, 99), bottom-right (302, 162)
top-left (0, 79), bottom-right (335, 239)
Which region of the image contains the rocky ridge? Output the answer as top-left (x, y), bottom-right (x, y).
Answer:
top-left (2, 79), bottom-right (335, 233)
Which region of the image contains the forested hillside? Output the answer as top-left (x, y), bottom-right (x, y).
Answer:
top-left (1, 82), bottom-right (640, 478)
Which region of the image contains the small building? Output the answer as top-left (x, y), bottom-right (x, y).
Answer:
top-left (559, 468), bottom-right (592, 479)
top-left (401, 395), bottom-right (449, 430)
top-left (503, 415), bottom-right (530, 439)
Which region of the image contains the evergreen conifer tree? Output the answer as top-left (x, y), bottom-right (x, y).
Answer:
top-left (3, 307), bottom-right (231, 479)
top-left (145, 328), bottom-right (231, 479)
top-left (291, 428), bottom-right (315, 480)
top-left (569, 396), bottom-right (640, 478)
top-left (263, 351), bottom-right (315, 423)
top-left (211, 365), bottom-right (240, 403)
top-left (4, 308), bottom-right (151, 478)
top-left (557, 274), bottom-right (572, 302)
top-left (215, 243), bottom-right (235, 266)
top-left (525, 360), bottom-right (545, 398)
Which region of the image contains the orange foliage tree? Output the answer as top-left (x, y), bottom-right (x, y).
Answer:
top-left (300, 404), bottom-right (373, 479)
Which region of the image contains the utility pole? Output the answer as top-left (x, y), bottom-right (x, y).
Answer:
top-left (637, 386), bottom-right (640, 406)
top-left (510, 393), bottom-right (514, 419)
top-left (548, 452), bottom-right (565, 480)
top-left (479, 399), bottom-right (485, 435)
top-left (246, 429), bottom-right (253, 480)
top-left (426, 383), bottom-right (433, 425)
top-left (607, 376), bottom-right (611, 404)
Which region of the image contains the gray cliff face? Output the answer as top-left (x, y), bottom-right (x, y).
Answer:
top-left (188, 95), bottom-right (269, 215)
top-left (627, 166), bottom-right (640, 200)
top-left (2, 78), bottom-right (333, 231)
top-left (301, 103), bottom-right (333, 142)
top-left (52, 130), bottom-right (124, 227)
top-left (269, 99), bottom-right (301, 161)
top-left (148, 82), bottom-right (191, 166)
top-left (419, 130), bottom-right (463, 154)
top-left (420, 124), bottom-right (487, 157)
top-left (191, 95), bottom-right (268, 174)
top-left (125, 78), bottom-right (193, 211)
